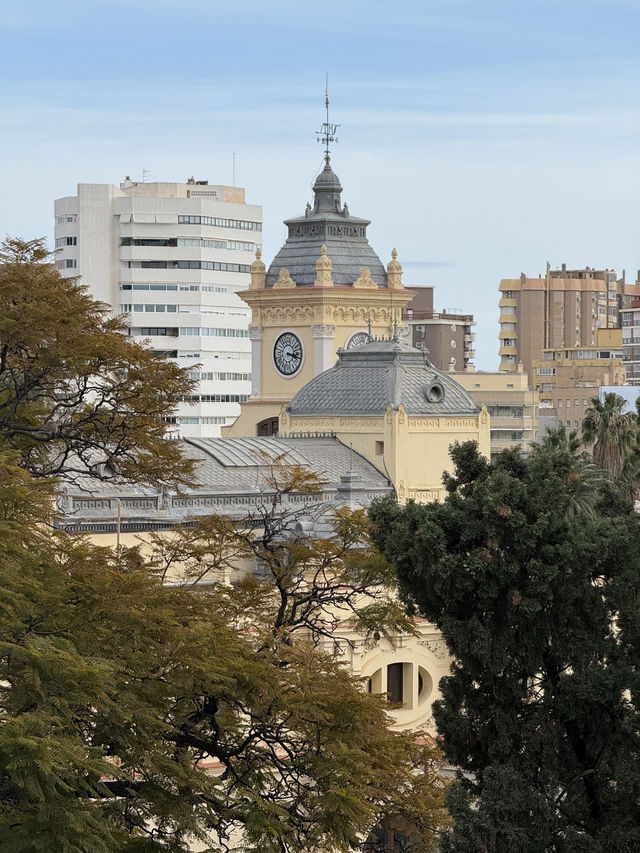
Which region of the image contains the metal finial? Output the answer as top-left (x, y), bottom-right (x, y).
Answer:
top-left (367, 308), bottom-right (372, 340)
top-left (316, 72), bottom-right (339, 162)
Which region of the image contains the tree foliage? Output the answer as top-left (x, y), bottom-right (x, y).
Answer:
top-left (370, 441), bottom-right (640, 853)
top-left (582, 392), bottom-right (638, 484)
top-left (0, 239), bottom-right (449, 851)
top-left (0, 455), bottom-right (448, 852)
top-left (0, 237), bottom-right (194, 486)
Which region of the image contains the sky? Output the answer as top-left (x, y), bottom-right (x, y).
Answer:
top-left (1, 0), bottom-right (638, 370)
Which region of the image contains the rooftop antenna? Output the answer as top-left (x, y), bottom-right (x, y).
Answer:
top-left (316, 72), bottom-right (339, 164)
top-left (142, 168), bottom-right (151, 183)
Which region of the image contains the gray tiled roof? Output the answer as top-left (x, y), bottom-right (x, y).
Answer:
top-left (56, 437), bottom-right (392, 532)
top-left (288, 340), bottom-right (480, 417)
top-left (265, 158), bottom-right (388, 288)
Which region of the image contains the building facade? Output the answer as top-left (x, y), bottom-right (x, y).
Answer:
top-left (530, 330), bottom-right (627, 434)
top-left (621, 300), bottom-right (640, 385)
top-left (403, 286), bottom-right (476, 372)
top-left (54, 178), bottom-right (262, 437)
top-left (279, 338), bottom-right (490, 504)
top-left (498, 264), bottom-right (640, 384)
top-left (453, 368), bottom-right (538, 458)
top-left (224, 155), bottom-right (413, 437)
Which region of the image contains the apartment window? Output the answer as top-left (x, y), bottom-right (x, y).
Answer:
top-left (137, 327), bottom-right (179, 337)
top-left (182, 394), bottom-right (249, 403)
top-left (375, 441), bottom-right (384, 455)
top-left (121, 238), bottom-right (178, 247)
top-left (179, 327), bottom-right (249, 338)
top-left (176, 260), bottom-right (250, 273)
top-left (558, 400), bottom-right (563, 407)
top-left (189, 371), bottom-right (251, 381)
top-left (178, 416), bottom-right (228, 425)
top-left (487, 405), bottom-right (524, 419)
top-left (176, 238), bottom-right (256, 251)
top-left (583, 399), bottom-right (588, 406)
top-left (177, 215), bottom-right (262, 231)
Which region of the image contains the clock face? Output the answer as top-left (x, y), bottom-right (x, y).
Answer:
top-left (347, 332), bottom-right (371, 350)
top-left (273, 332), bottom-right (303, 376)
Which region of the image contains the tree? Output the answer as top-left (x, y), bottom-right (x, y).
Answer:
top-left (0, 237), bottom-right (194, 486)
top-left (0, 237), bottom-right (450, 850)
top-left (0, 454), bottom-right (449, 852)
top-left (370, 442), bottom-right (640, 853)
top-left (582, 392), bottom-right (637, 483)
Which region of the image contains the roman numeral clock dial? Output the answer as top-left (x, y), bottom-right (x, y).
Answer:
top-left (273, 332), bottom-right (303, 376)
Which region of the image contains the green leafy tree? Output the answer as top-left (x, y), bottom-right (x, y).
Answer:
top-left (582, 392), bottom-right (637, 483)
top-left (370, 442), bottom-right (640, 853)
top-left (0, 457), bottom-right (449, 852)
top-left (0, 236), bottom-right (450, 851)
top-left (0, 237), bottom-right (194, 486)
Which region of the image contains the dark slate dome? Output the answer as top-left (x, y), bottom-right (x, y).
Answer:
top-left (265, 156), bottom-right (388, 288)
top-left (287, 339), bottom-right (480, 417)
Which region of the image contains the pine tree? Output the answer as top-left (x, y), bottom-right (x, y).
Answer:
top-left (370, 442), bottom-right (640, 853)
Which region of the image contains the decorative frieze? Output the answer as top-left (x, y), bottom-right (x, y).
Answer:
top-left (417, 638), bottom-right (448, 659)
top-left (273, 268), bottom-right (296, 289)
top-left (353, 267), bottom-right (377, 289)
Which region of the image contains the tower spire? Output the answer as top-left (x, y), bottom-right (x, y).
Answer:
top-left (316, 73), bottom-right (339, 164)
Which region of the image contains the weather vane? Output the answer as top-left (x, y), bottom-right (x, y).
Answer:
top-left (316, 73), bottom-right (339, 163)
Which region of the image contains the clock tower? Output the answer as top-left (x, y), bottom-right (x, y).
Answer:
top-left (223, 153), bottom-right (414, 437)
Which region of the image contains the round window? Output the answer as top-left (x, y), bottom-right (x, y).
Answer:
top-left (425, 382), bottom-right (444, 403)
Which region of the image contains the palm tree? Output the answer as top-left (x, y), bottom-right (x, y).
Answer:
top-left (582, 392), bottom-right (638, 481)
top-left (533, 423), bottom-right (602, 519)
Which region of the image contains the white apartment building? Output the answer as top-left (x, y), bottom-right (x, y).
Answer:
top-left (54, 178), bottom-right (262, 437)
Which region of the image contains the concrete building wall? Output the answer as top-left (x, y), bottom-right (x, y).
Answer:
top-left (403, 286), bottom-right (476, 372)
top-left (498, 267), bottom-right (640, 384)
top-left (454, 369), bottom-right (537, 458)
top-left (54, 179), bottom-right (262, 437)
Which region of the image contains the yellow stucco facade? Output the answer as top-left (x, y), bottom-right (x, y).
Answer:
top-left (223, 245), bottom-right (413, 436)
top-left (280, 401), bottom-right (490, 504)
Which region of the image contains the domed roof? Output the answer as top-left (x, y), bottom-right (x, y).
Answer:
top-left (287, 339), bottom-right (480, 417)
top-left (313, 160), bottom-right (343, 192)
top-left (265, 155), bottom-right (388, 288)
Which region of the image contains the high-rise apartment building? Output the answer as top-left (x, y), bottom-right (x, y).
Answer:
top-left (621, 299), bottom-right (640, 385)
top-left (454, 368), bottom-right (538, 459)
top-left (54, 178), bottom-right (262, 437)
top-left (402, 286), bottom-right (476, 372)
top-left (498, 264), bottom-right (640, 384)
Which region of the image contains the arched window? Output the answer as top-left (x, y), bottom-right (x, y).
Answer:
top-left (257, 417), bottom-right (279, 436)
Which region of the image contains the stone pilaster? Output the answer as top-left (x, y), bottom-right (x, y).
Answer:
top-left (248, 327), bottom-right (263, 397)
top-left (312, 323), bottom-right (336, 375)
